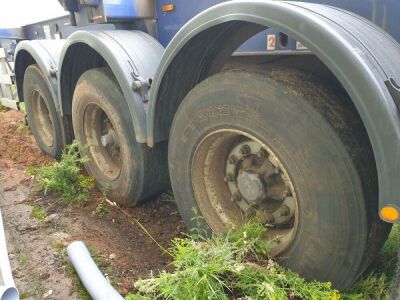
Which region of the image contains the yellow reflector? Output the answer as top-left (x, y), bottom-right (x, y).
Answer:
top-left (162, 4), bottom-right (175, 13)
top-left (380, 206), bottom-right (400, 222)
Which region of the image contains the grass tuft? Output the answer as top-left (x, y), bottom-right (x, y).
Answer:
top-left (31, 206), bottom-right (47, 220)
top-left (95, 197), bottom-right (111, 216)
top-left (128, 219), bottom-right (340, 300)
top-left (0, 102), bottom-right (6, 112)
top-left (344, 224), bottom-right (400, 299)
top-left (27, 141), bottom-right (95, 205)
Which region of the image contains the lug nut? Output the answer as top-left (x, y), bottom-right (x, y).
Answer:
top-left (228, 155), bottom-right (238, 164)
top-left (257, 149), bottom-right (268, 158)
top-left (231, 193), bottom-right (241, 202)
top-left (260, 211), bottom-right (275, 224)
top-left (279, 205), bottom-right (290, 217)
top-left (245, 207), bottom-right (256, 218)
top-left (224, 173), bottom-right (235, 182)
top-left (265, 214), bottom-right (275, 224)
top-left (240, 144), bottom-right (251, 156)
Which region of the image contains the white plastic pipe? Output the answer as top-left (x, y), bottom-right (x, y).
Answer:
top-left (0, 210), bottom-right (18, 300)
top-left (67, 241), bottom-right (124, 300)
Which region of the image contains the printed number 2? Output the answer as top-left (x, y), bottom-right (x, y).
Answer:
top-left (267, 34), bottom-right (276, 51)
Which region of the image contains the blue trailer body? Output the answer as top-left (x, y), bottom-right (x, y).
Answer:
top-left (2, 0), bottom-right (400, 54)
top-left (155, 0), bottom-right (400, 51)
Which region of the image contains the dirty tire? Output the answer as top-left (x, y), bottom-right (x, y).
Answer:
top-left (168, 67), bottom-right (391, 290)
top-left (23, 64), bottom-right (69, 159)
top-left (72, 67), bottom-right (169, 205)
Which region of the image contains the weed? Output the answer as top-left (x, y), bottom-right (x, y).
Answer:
top-left (29, 141), bottom-right (95, 205)
top-left (95, 199), bottom-right (111, 216)
top-left (344, 224), bottom-right (400, 299)
top-left (29, 273), bottom-right (46, 298)
top-left (19, 291), bottom-right (30, 299)
top-left (31, 206), bottom-right (47, 220)
top-left (53, 242), bottom-right (65, 254)
top-left (19, 102), bottom-right (25, 112)
top-left (18, 254), bottom-right (30, 267)
top-left (26, 166), bottom-right (38, 176)
top-left (131, 219), bottom-right (339, 300)
top-left (10, 152), bottom-right (18, 161)
top-left (0, 102), bottom-right (6, 112)
top-left (16, 121), bottom-right (30, 134)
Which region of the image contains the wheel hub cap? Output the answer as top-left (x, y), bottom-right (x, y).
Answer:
top-left (237, 171), bottom-right (265, 203)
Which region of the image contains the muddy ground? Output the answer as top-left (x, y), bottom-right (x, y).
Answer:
top-left (0, 109), bottom-right (184, 299)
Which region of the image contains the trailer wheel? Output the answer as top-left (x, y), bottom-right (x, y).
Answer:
top-left (23, 64), bottom-right (66, 159)
top-left (72, 67), bottom-right (169, 205)
top-left (168, 67), bottom-right (390, 289)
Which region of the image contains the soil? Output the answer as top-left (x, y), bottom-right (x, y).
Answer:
top-left (0, 109), bottom-right (184, 299)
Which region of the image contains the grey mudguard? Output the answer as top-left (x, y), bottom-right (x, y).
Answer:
top-left (147, 0), bottom-right (400, 217)
top-left (14, 39), bottom-right (66, 110)
top-left (58, 30), bottom-right (164, 143)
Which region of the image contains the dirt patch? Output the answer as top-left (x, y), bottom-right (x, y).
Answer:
top-left (0, 110), bottom-right (183, 299)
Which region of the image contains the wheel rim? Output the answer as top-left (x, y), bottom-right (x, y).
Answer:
top-left (30, 90), bottom-right (54, 147)
top-left (83, 104), bottom-right (122, 181)
top-left (191, 129), bottom-right (298, 255)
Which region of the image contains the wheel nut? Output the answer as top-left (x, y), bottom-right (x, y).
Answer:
top-left (258, 149), bottom-right (268, 158)
top-left (279, 205), bottom-right (290, 217)
top-left (224, 173), bottom-right (235, 182)
top-left (260, 211), bottom-right (274, 223)
top-left (245, 207), bottom-right (256, 218)
top-left (265, 214), bottom-right (275, 224)
top-left (231, 193), bottom-right (241, 202)
top-left (228, 155), bottom-right (238, 164)
top-left (240, 144), bottom-right (251, 156)
top-left (284, 190), bottom-right (291, 197)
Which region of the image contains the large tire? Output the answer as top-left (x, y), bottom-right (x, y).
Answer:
top-left (168, 67), bottom-right (391, 290)
top-left (23, 64), bottom-right (71, 159)
top-left (72, 67), bottom-right (169, 205)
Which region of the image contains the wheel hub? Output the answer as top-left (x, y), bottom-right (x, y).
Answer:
top-left (83, 105), bottom-right (122, 181)
top-left (101, 129), bottom-right (118, 147)
top-left (191, 129), bottom-right (299, 255)
top-left (225, 140), bottom-right (294, 226)
top-left (31, 90), bottom-right (54, 147)
top-left (237, 171), bottom-right (265, 204)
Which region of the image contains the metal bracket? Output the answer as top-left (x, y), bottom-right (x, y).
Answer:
top-left (49, 65), bottom-right (58, 77)
top-left (384, 78), bottom-right (400, 112)
top-left (128, 60), bottom-right (150, 103)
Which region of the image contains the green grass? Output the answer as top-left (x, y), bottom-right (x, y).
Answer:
top-left (124, 220), bottom-right (400, 300)
top-left (0, 102), bottom-right (6, 112)
top-left (18, 254), bottom-right (30, 267)
top-left (31, 206), bottom-right (47, 220)
top-left (19, 291), bottom-right (30, 299)
top-left (53, 242), bottom-right (65, 254)
top-left (95, 199), bottom-right (111, 216)
top-left (19, 102), bottom-right (25, 112)
top-left (16, 121), bottom-right (30, 134)
top-left (127, 219), bottom-right (340, 300)
top-left (27, 141), bottom-right (95, 205)
top-left (344, 224), bottom-right (400, 299)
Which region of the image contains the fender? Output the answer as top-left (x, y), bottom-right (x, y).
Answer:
top-left (147, 1), bottom-right (400, 218)
top-left (58, 30), bottom-right (164, 143)
top-left (14, 39), bottom-right (65, 110)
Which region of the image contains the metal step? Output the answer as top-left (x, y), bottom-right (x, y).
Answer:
top-left (0, 98), bottom-right (19, 110)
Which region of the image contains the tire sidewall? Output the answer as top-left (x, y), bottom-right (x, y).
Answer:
top-left (72, 68), bottom-right (144, 204)
top-left (23, 65), bottom-right (63, 158)
top-left (169, 71), bottom-right (368, 288)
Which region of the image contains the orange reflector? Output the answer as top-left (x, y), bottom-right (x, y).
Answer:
top-left (380, 206), bottom-right (400, 222)
top-left (162, 4), bottom-right (175, 13)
